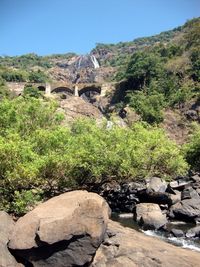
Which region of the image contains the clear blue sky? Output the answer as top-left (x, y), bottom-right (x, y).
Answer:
top-left (0, 0), bottom-right (199, 56)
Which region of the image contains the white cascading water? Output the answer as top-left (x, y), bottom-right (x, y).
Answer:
top-left (90, 55), bottom-right (100, 69)
top-left (77, 56), bottom-right (83, 69)
top-left (142, 230), bottom-right (200, 252)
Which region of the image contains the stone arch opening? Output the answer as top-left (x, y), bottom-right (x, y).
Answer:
top-left (38, 86), bottom-right (46, 92)
top-left (51, 87), bottom-right (74, 98)
top-left (78, 86), bottom-right (101, 104)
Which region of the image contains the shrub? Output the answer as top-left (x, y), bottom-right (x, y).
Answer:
top-left (23, 85), bottom-right (42, 98)
top-left (11, 189), bottom-right (43, 216)
top-left (28, 70), bottom-right (49, 83)
top-left (0, 98), bottom-right (188, 214)
top-left (126, 91), bottom-right (165, 124)
top-left (184, 126), bottom-right (200, 171)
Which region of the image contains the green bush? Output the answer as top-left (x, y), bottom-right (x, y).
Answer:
top-left (126, 91), bottom-right (165, 124)
top-left (184, 126), bottom-right (200, 171)
top-left (0, 69), bottom-right (28, 82)
top-left (0, 98), bottom-right (188, 214)
top-left (28, 70), bottom-right (49, 83)
top-left (11, 189), bottom-right (43, 215)
top-left (23, 85), bottom-right (43, 98)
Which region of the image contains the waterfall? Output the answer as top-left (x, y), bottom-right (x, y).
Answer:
top-left (90, 55), bottom-right (100, 69)
top-left (77, 56), bottom-right (83, 69)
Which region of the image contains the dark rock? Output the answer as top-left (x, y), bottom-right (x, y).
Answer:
top-left (8, 191), bottom-right (110, 267)
top-left (186, 226), bottom-right (200, 238)
top-left (138, 190), bottom-right (179, 206)
top-left (0, 211), bottom-right (22, 267)
top-left (170, 228), bottom-right (185, 237)
top-left (181, 187), bottom-right (200, 200)
top-left (169, 178), bottom-right (192, 190)
top-left (185, 110), bottom-right (198, 121)
top-left (191, 174), bottom-right (200, 183)
top-left (169, 198), bottom-right (200, 222)
top-left (135, 203), bottom-right (167, 230)
top-left (168, 190), bottom-right (181, 205)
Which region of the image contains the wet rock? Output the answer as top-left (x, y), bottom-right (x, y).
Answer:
top-left (170, 228), bottom-right (185, 238)
top-left (169, 198), bottom-right (200, 222)
top-left (135, 203), bottom-right (167, 230)
top-left (8, 191), bottom-right (110, 267)
top-left (186, 226), bottom-right (200, 238)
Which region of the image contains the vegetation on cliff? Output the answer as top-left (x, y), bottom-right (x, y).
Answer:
top-left (112, 18), bottom-right (200, 124)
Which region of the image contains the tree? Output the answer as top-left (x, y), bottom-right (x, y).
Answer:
top-left (125, 51), bottom-right (164, 89)
top-left (126, 91), bottom-right (165, 124)
top-left (28, 70), bottom-right (49, 83)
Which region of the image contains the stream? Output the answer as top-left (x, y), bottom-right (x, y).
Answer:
top-left (111, 213), bottom-right (200, 252)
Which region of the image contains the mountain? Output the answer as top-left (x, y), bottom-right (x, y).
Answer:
top-left (0, 17), bottom-right (199, 142)
top-left (0, 17), bottom-right (199, 85)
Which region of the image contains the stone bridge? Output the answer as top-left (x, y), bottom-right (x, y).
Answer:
top-left (7, 82), bottom-right (116, 97)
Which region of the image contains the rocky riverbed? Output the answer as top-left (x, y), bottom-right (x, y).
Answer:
top-left (93, 173), bottom-right (200, 252)
top-left (1, 189), bottom-right (200, 267)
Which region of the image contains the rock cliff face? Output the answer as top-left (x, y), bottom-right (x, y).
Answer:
top-left (47, 54), bottom-right (116, 84)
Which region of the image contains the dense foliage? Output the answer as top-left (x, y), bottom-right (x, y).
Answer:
top-left (0, 97), bottom-right (188, 214)
top-left (184, 124), bottom-right (200, 171)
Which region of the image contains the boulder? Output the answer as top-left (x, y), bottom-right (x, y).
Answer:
top-left (168, 190), bottom-right (181, 205)
top-left (0, 211), bottom-right (22, 267)
top-left (146, 177), bottom-right (167, 193)
top-left (9, 191), bottom-right (110, 267)
top-left (169, 178), bottom-right (192, 190)
top-left (135, 203), bottom-right (167, 230)
top-left (186, 226), bottom-right (200, 238)
top-left (181, 187), bottom-right (200, 200)
top-left (91, 220), bottom-right (200, 267)
top-left (169, 198), bottom-right (200, 222)
top-left (170, 228), bottom-right (185, 238)
top-left (138, 190), bottom-right (180, 205)
top-left (191, 174), bottom-right (200, 183)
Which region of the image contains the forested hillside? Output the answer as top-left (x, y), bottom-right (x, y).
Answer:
top-left (0, 18), bottom-right (199, 215)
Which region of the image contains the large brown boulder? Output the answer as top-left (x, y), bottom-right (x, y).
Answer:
top-left (0, 211), bottom-right (22, 267)
top-left (135, 203), bottom-right (167, 230)
top-left (92, 220), bottom-right (200, 267)
top-left (9, 191), bottom-right (110, 267)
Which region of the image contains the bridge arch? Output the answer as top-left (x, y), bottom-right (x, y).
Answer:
top-left (78, 86), bottom-right (101, 97)
top-left (51, 87), bottom-right (74, 98)
top-left (78, 86), bottom-right (101, 104)
top-left (37, 85), bottom-right (46, 92)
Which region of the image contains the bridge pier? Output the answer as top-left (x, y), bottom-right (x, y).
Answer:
top-left (74, 85), bottom-right (79, 97)
top-left (45, 83), bottom-right (51, 95)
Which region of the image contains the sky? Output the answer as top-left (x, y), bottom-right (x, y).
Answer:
top-left (0, 0), bottom-right (200, 56)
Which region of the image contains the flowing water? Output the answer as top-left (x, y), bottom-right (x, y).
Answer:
top-left (111, 213), bottom-right (200, 252)
top-left (90, 55), bottom-right (100, 69)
